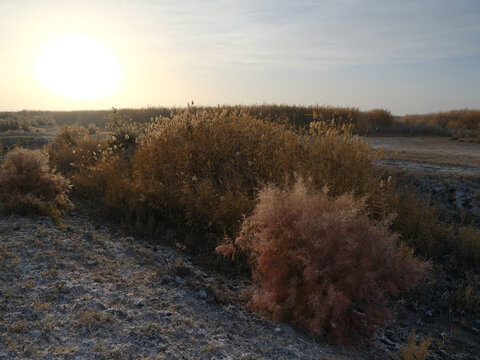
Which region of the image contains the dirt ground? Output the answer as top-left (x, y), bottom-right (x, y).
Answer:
top-left (365, 136), bottom-right (480, 173)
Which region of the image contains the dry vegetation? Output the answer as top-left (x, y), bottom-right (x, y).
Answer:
top-left (403, 109), bottom-right (480, 131)
top-left (402, 109), bottom-right (480, 142)
top-left (43, 107), bottom-right (480, 267)
top-left (1, 105), bottom-right (479, 349)
top-left (217, 180), bottom-right (428, 343)
top-left (0, 148), bottom-right (71, 222)
top-left (390, 331), bottom-right (431, 360)
top-left (47, 107), bottom-right (382, 254)
top-left (3, 106), bottom-right (478, 137)
top-left (0, 111), bottom-right (55, 133)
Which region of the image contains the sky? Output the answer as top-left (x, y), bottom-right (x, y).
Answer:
top-left (0, 0), bottom-right (479, 114)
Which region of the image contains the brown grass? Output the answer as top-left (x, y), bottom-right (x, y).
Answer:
top-left (45, 107), bottom-right (480, 270)
top-left (48, 108), bottom-right (380, 254)
top-left (403, 109), bottom-right (480, 131)
top-left (76, 310), bottom-right (112, 332)
top-left (381, 185), bottom-right (480, 269)
top-left (46, 125), bottom-right (106, 176)
top-left (128, 108), bottom-right (380, 247)
top-left (0, 148), bottom-right (71, 220)
top-left (390, 331), bottom-right (431, 360)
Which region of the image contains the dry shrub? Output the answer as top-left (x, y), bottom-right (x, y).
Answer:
top-left (383, 188), bottom-right (480, 269)
top-left (0, 113), bottom-right (34, 132)
top-left (76, 310), bottom-right (112, 332)
top-left (357, 108), bottom-right (395, 133)
top-left (385, 191), bottom-right (453, 259)
top-left (195, 104), bottom-right (360, 130)
top-left (200, 104), bottom-right (401, 134)
top-left (109, 106), bottom-right (173, 124)
top-left (0, 148), bottom-right (71, 219)
top-left (46, 124), bottom-right (112, 197)
top-left (444, 271), bottom-right (480, 315)
top-left (0, 112), bottom-right (55, 134)
top-left (87, 122), bottom-right (98, 134)
top-left (219, 179), bottom-right (429, 343)
top-left (45, 107), bottom-right (479, 268)
top-left (72, 113), bottom-right (143, 213)
top-left (128, 107), bottom-right (379, 251)
top-left (46, 107), bottom-right (479, 270)
top-left (45, 107), bottom-right (379, 257)
top-left (104, 109), bottom-right (143, 152)
top-left (110, 104), bottom-right (396, 134)
top-left (46, 125), bottom-right (97, 175)
top-left (457, 226), bottom-right (480, 266)
top-left (46, 123), bottom-right (138, 229)
top-left (390, 331), bottom-right (431, 360)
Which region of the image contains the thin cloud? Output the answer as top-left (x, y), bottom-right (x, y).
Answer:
top-left (137, 0), bottom-right (480, 68)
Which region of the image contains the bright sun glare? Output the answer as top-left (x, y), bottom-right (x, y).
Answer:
top-left (35, 34), bottom-right (121, 100)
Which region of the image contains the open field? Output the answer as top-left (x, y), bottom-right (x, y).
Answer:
top-left (0, 132), bottom-right (55, 151)
top-left (366, 136), bottom-right (480, 174)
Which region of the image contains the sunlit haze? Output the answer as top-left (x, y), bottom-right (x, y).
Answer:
top-left (35, 34), bottom-right (121, 99)
top-left (1, 0), bottom-right (479, 114)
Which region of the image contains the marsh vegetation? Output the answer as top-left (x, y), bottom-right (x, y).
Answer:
top-left (0, 105), bottom-right (479, 358)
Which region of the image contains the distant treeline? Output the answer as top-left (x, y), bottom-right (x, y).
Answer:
top-left (1, 106), bottom-right (479, 136)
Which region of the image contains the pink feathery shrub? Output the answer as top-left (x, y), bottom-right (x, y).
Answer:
top-left (218, 179), bottom-right (429, 343)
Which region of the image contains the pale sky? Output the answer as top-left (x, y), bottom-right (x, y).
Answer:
top-left (1, 0), bottom-right (479, 114)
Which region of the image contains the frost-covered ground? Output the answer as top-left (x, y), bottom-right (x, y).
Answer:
top-left (0, 211), bottom-right (366, 360)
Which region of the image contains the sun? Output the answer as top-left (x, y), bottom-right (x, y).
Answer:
top-left (35, 34), bottom-right (121, 100)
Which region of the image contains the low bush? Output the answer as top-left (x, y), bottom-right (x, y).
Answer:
top-left (44, 105), bottom-right (480, 334)
top-left (218, 179), bottom-right (429, 343)
top-left (0, 148), bottom-right (71, 221)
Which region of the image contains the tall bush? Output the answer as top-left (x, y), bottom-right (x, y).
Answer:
top-left (127, 108), bottom-right (379, 251)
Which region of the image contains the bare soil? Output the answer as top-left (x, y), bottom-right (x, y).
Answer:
top-left (365, 136), bottom-right (480, 174)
